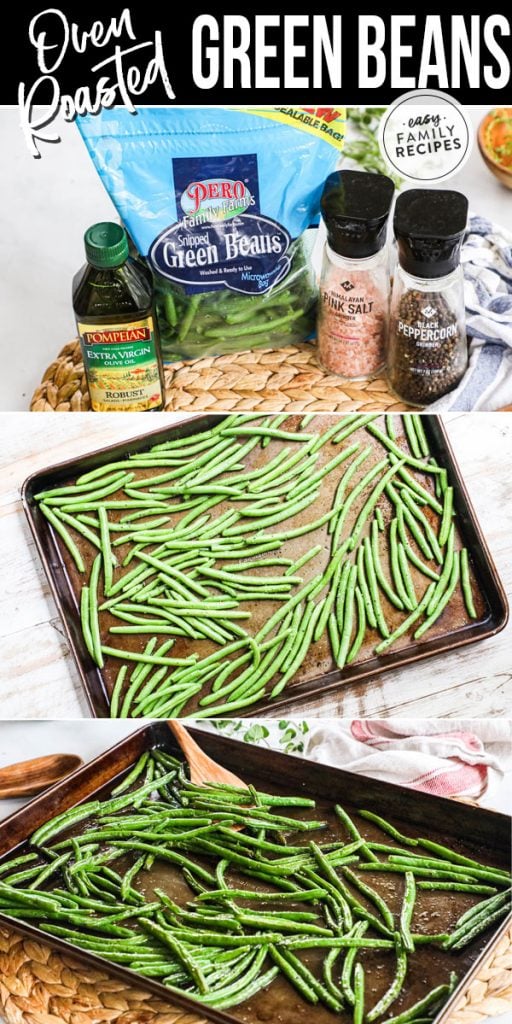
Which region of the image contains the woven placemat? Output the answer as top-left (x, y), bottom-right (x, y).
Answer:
top-left (30, 341), bottom-right (410, 414)
top-left (0, 926), bottom-right (510, 1024)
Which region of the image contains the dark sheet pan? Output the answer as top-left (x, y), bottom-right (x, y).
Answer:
top-left (0, 725), bottom-right (510, 1024)
top-left (21, 415), bottom-right (508, 717)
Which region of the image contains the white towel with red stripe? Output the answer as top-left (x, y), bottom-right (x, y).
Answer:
top-left (304, 720), bottom-right (512, 812)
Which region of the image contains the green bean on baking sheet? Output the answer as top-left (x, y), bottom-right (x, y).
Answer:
top-left (33, 414), bottom-right (482, 717)
top-left (0, 751), bottom-right (509, 1017)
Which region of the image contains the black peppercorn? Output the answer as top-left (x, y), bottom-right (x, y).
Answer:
top-left (387, 189), bottom-right (469, 407)
top-left (388, 289), bottom-right (466, 404)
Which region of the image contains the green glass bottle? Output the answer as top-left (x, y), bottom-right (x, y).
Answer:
top-left (73, 223), bottom-right (166, 412)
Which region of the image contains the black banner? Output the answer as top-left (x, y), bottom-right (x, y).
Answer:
top-left (5, 4), bottom-right (512, 109)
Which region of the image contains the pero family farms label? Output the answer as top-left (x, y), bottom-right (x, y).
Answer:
top-left (77, 318), bottom-right (164, 412)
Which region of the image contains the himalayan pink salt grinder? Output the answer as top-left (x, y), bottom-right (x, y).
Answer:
top-left (317, 169), bottom-right (394, 380)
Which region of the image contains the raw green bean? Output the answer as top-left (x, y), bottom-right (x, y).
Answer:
top-left (34, 415), bottom-right (470, 718)
top-left (54, 508), bottom-right (103, 551)
top-left (332, 457), bottom-right (387, 550)
top-left (390, 519), bottom-right (415, 612)
top-left (289, 443), bottom-right (360, 501)
top-left (396, 507), bottom-right (439, 582)
top-left (98, 506), bottom-right (114, 594)
top-left (314, 562), bottom-right (343, 643)
top-left (374, 583), bottom-right (436, 654)
top-left (388, 486), bottom-right (434, 562)
top-left (347, 587), bottom-right (366, 664)
top-left (363, 537), bottom-right (389, 638)
top-left (390, 458), bottom-right (443, 515)
top-left (439, 486), bottom-right (454, 547)
top-left (109, 666), bottom-right (128, 718)
top-left (337, 564), bottom-right (358, 667)
top-left (336, 560), bottom-right (354, 628)
top-left (400, 490), bottom-right (443, 564)
top-left (40, 504), bottom-right (85, 572)
top-left (414, 553), bottom-right (460, 640)
top-left (460, 549), bottom-right (478, 619)
top-left (411, 415), bottom-right (430, 459)
top-left (397, 543), bottom-right (418, 610)
top-left (80, 586), bottom-right (94, 659)
top-left (333, 413), bottom-right (379, 444)
top-left (42, 473), bottom-right (134, 507)
top-left (349, 458), bottom-right (406, 552)
top-left (426, 523), bottom-right (455, 616)
top-left (330, 445), bottom-right (373, 534)
top-left (366, 423), bottom-right (442, 474)
top-left (357, 546), bottom-right (377, 630)
top-left (89, 553), bottom-right (104, 668)
top-left (385, 414), bottom-right (397, 441)
top-left (36, 471), bottom-right (129, 501)
top-left (403, 415), bottom-right (423, 460)
top-left (371, 520), bottom-right (404, 610)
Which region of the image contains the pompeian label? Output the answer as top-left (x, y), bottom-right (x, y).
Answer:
top-left (149, 153), bottom-right (292, 294)
top-left (78, 317), bottom-right (163, 412)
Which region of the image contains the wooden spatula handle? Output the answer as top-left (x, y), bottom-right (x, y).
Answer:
top-left (166, 721), bottom-right (248, 790)
top-left (167, 721), bottom-right (204, 774)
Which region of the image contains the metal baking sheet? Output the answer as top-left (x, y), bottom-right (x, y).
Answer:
top-left (0, 724), bottom-right (510, 1024)
top-left (21, 415), bottom-right (508, 717)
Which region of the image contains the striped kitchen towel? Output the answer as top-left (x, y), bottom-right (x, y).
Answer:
top-left (304, 719), bottom-right (512, 809)
top-left (199, 719), bottom-right (512, 810)
top-left (429, 214), bottom-right (512, 411)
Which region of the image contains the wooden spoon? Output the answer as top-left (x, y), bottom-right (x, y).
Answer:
top-left (167, 720), bottom-right (248, 791)
top-left (0, 754), bottom-right (83, 799)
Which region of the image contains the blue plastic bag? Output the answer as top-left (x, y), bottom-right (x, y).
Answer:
top-left (78, 107), bottom-right (346, 359)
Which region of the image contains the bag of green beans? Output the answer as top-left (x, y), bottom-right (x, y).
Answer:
top-left (77, 107), bottom-right (346, 360)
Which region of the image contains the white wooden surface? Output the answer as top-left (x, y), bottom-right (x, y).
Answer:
top-left (0, 412), bottom-right (510, 720)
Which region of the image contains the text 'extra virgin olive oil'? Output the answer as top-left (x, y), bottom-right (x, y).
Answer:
top-left (73, 223), bottom-right (166, 412)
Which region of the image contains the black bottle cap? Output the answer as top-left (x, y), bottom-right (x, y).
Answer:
top-left (321, 170), bottom-right (395, 259)
top-left (394, 189), bottom-right (468, 279)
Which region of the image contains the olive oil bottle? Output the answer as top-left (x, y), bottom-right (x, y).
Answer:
top-left (73, 223), bottom-right (166, 412)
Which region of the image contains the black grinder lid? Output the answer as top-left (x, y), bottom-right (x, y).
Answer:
top-left (321, 170), bottom-right (395, 259)
top-left (394, 189), bottom-right (468, 279)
